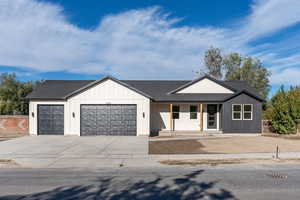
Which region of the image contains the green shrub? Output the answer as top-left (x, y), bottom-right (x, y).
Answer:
top-left (269, 86), bottom-right (300, 134)
top-left (272, 112), bottom-right (296, 134)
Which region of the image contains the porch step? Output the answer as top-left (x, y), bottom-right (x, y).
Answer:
top-left (158, 130), bottom-right (222, 136)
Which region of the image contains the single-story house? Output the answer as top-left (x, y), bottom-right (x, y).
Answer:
top-left (26, 75), bottom-right (264, 136)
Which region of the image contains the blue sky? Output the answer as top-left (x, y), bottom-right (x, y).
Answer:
top-left (1, 0), bottom-right (300, 97)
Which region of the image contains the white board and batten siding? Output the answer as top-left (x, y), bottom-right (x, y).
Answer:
top-left (29, 79), bottom-right (150, 136)
top-left (177, 78), bottom-right (234, 94)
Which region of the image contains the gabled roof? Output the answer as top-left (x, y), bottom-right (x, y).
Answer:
top-left (64, 76), bottom-right (153, 99)
top-left (168, 75), bottom-right (236, 94)
top-left (223, 90), bottom-right (265, 102)
top-left (26, 75), bottom-right (264, 102)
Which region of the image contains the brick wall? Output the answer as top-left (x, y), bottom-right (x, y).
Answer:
top-left (0, 115), bottom-right (29, 134)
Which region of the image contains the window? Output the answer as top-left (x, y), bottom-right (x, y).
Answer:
top-left (232, 104), bottom-right (242, 120)
top-left (172, 105), bottom-right (180, 119)
top-left (243, 104), bottom-right (253, 120)
top-left (232, 104), bottom-right (253, 120)
top-left (190, 105), bottom-right (198, 119)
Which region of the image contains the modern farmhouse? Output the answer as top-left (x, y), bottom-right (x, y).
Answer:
top-left (26, 75), bottom-right (264, 136)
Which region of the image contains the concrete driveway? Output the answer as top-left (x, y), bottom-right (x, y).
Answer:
top-left (0, 136), bottom-right (156, 168)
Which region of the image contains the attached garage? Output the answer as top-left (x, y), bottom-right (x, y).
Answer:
top-left (27, 76), bottom-right (151, 136)
top-left (37, 105), bottom-right (64, 135)
top-left (80, 104), bottom-right (137, 136)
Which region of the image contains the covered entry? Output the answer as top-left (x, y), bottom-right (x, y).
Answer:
top-left (38, 105), bottom-right (64, 135)
top-left (80, 104), bottom-right (137, 136)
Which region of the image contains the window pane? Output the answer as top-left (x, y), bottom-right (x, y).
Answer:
top-left (244, 112), bottom-right (252, 119)
top-left (190, 112), bottom-right (197, 119)
top-left (172, 105), bottom-right (180, 112)
top-left (233, 105), bottom-right (241, 111)
top-left (233, 112), bottom-right (241, 119)
top-left (190, 105), bottom-right (198, 112)
top-left (172, 112), bottom-right (179, 119)
top-left (244, 105), bottom-right (252, 112)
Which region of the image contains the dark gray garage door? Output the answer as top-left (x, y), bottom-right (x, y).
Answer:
top-left (38, 105), bottom-right (64, 135)
top-left (80, 104), bottom-right (137, 136)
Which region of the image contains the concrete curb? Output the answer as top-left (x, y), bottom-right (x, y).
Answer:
top-left (149, 152), bottom-right (300, 160)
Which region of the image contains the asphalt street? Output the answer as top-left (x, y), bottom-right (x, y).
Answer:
top-left (0, 164), bottom-right (299, 200)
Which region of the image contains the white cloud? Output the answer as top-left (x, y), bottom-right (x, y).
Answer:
top-left (239, 0), bottom-right (300, 41)
top-left (0, 0), bottom-right (300, 84)
top-left (271, 68), bottom-right (300, 85)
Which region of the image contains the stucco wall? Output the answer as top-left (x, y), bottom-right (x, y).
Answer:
top-left (0, 115), bottom-right (29, 134)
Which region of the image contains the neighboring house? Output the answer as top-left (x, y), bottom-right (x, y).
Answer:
top-left (26, 75), bottom-right (264, 136)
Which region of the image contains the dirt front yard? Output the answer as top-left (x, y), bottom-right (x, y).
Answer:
top-left (149, 136), bottom-right (300, 154)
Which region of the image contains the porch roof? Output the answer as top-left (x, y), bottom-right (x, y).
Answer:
top-left (149, 93), bottom-right (233, 102)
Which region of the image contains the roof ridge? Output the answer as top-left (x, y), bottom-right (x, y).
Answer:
top-left (224, 80), bottom-right (247, 82)
top-left (122, 80), bottom-right (190, 82)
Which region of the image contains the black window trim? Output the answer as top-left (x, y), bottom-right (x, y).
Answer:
top-left (190, 105), bottom-right (198, 119)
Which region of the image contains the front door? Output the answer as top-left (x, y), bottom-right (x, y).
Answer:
top-left (207, 104), bottom-right (218, 129)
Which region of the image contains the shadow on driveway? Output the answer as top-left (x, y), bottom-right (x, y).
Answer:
top-left (0, 170), bottom-right (237, 200)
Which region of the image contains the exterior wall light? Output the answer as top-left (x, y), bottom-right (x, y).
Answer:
top-left (31, 112), bottom-right (34, 118)
top-left (72, 112), bottom-right (75, 118)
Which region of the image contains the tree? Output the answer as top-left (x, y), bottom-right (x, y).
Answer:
top-left (223, 52), bottom-right (242, 80)
top-left (224, 56), bottom-right (271, 99)
top-left (204, 47), bottom-right (223, 79)
top-left (203, 48), bottom-right (271, 99)
top-left (270, 86), bottom-right (296, 134)
top-left (0, 73), bottom-right (39, 115)
top-left (268, 86), bottom-right (300, 134)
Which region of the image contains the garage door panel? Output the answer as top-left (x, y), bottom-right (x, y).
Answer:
top-left (81, 104), bottom-right (136, 136)
top-left (125, 114), bottom-right (136, 121)
top-left (38, 105), bottom-right (64, 135)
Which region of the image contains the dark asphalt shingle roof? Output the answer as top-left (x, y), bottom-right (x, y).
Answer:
top-left (26, 80), bottom-right (94, 100)
top-left (26, 77), bottom-right (264, 102)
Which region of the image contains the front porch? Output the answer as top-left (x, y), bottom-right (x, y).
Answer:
top-left (150, 103), bottom-right (223, 136)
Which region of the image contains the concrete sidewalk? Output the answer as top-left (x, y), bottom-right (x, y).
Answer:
top-left (1, 136), bottom-right (300, 168)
